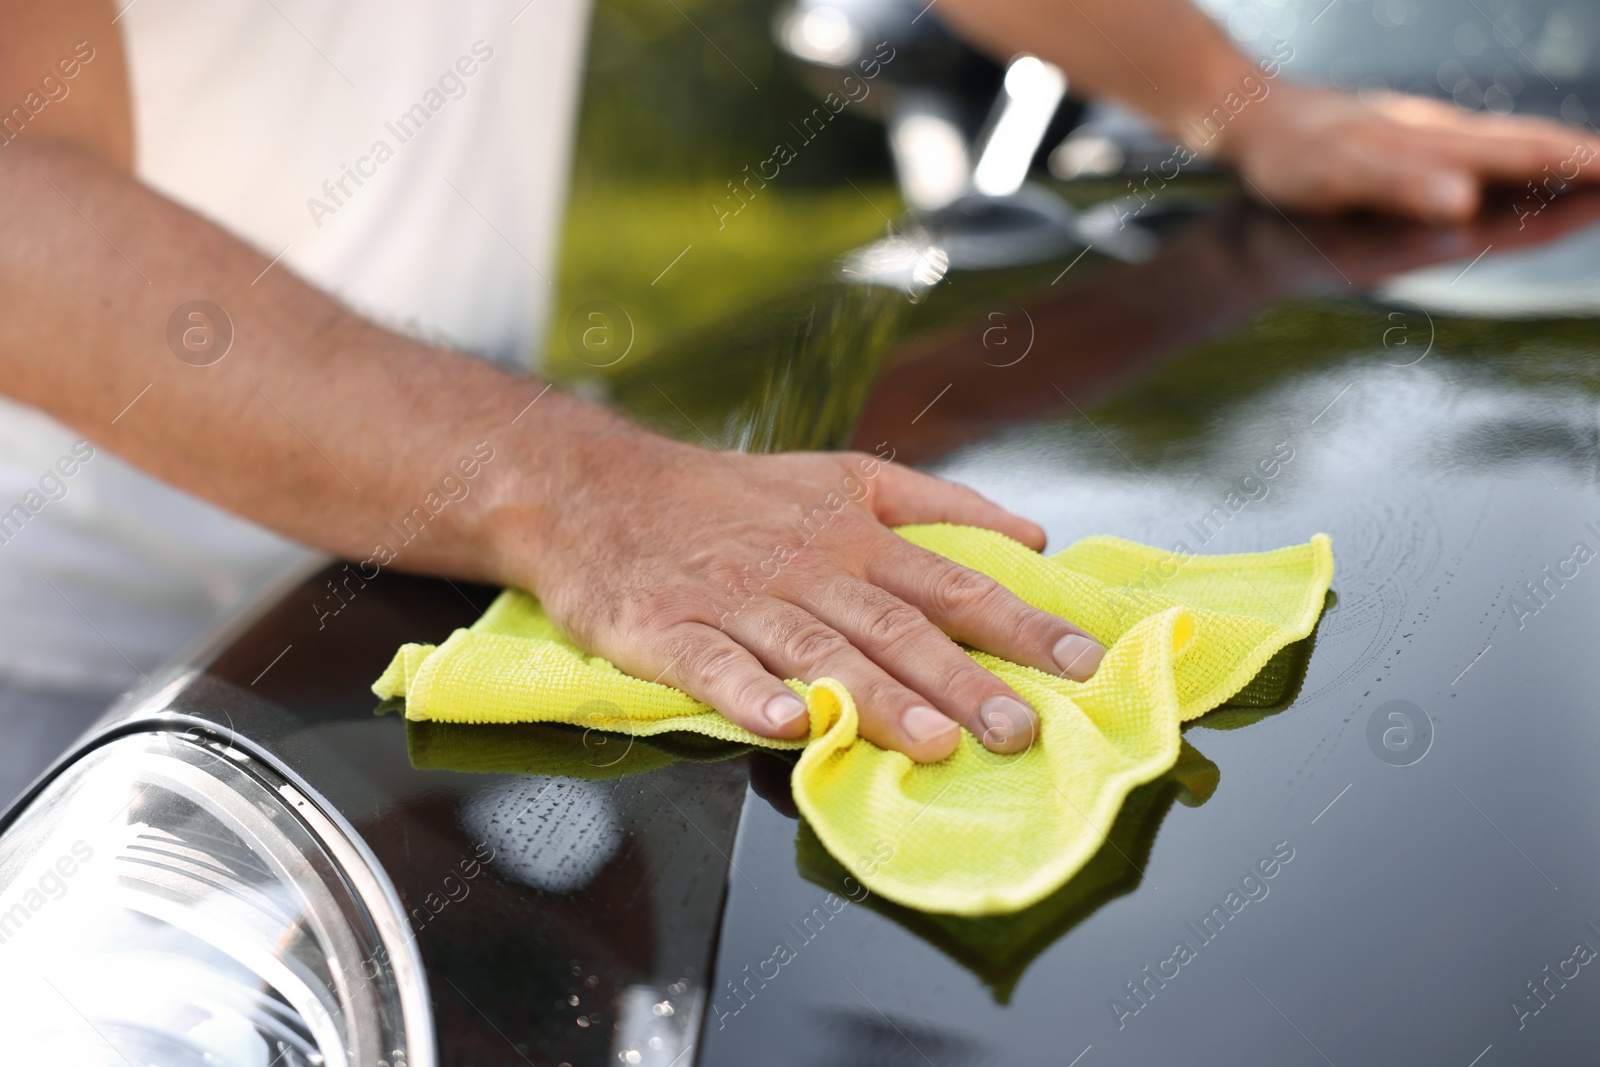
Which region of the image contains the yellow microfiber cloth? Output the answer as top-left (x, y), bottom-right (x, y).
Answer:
top-left (374, 524), bottom-right (1333, 916)
top-left (794, 738), bottom-right (1222, 1003)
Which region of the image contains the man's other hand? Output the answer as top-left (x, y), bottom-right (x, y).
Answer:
top-left (1218, 83), bottom-right (1600, 222)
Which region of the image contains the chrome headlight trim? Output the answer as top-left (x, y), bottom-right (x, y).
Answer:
top-left (0, 718), bottom-right (436, 1067)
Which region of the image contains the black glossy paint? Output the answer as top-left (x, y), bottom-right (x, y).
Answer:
top-left (8, 1), bottom-right (1600, 1064)
top-left (36, 186), bottom-right (1597, 1066)
top-left (699, 188), bottom-right (1600, 1064)
top-left (21, 568), bottom-right (749, 1067)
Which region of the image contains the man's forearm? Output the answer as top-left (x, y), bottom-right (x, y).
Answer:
top-left (937, 0), bottom-right (1260, 144)
top-left (0, 135), bottom-right (630, 587)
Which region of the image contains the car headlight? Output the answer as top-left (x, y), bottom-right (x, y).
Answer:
top-left (0, 729), bottom-right (433, 1067)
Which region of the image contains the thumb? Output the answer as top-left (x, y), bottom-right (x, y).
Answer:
top-left (870, 461), bottom-right (1047, 551)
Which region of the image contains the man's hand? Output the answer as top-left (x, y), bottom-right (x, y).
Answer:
top-left (493, 427), bottom-right (1105, 763)
top-left (940, 0), bottom-right (1600, 223)
top-left (1215, 83), bottom-right (1600, 223)
top-left (2, 133), bottom-right (1102, 767)
top-left (0, 0), bottom-right (1099, 768)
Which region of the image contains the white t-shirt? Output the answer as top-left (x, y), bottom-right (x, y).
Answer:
top-left (0, 0), bottom-right (590, 693)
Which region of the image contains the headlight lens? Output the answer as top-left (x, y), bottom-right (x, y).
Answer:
top-left (0, 730), bottom-right (431, 1067)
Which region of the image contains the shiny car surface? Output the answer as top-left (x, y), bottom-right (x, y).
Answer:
top-left (5, 1), bottom-right (1600, 1064)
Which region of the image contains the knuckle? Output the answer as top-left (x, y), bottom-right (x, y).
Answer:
top-left (700, 557), bottom-right (747, 592)
top-left (927, 564), bottom-right (1004, 619)
top-left (632, 589), bottom-right (706, 631)
top-left (781, 618), bottom-right (850, 667)
top-left (673, 634), bottom-right (747, 690)
top-left (860, 594), bottom-right (929, 649)
top-left (784, 545), bottom-right (828, 577)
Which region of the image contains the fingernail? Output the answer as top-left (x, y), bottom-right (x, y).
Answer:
top-left (763, 693), bottom-right (808, 733)
top-left (1053, 633), bottom-right (1105, 680)
top-left (902, 704), bottom-right (956, 743)
top-left (979, 696), bottom-right (1037, 753)
top-left (1427, 171), bottom-right (1473, 216)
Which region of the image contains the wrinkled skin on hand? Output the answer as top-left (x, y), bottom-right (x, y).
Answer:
top-left (510, 429), bottom-right (1104, 763)
top-left (1217, 83), bottom-right (1600, 222)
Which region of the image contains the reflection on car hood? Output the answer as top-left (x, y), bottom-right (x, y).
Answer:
top-left (1379, 221), bottom-right (1600, 317)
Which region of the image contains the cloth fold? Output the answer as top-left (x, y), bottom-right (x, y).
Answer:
top-left (375, 524), bottom-right (1333, 916)
top-left (794, 738), bottom-right (1222, 1003)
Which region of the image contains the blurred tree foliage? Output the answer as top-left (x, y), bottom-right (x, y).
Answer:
top-left (575, 0), bottom-right (891, 185)
top-left (544, 0), bottom-right (901, 382)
